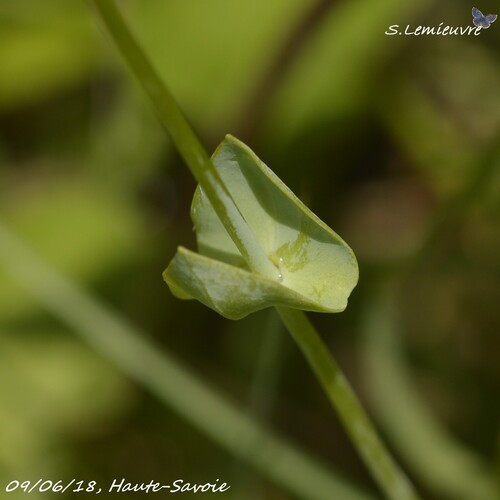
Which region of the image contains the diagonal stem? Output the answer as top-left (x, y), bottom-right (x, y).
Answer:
top-left (277, 306), bottom-right (420, 500)
top-left (89, 0), bottom-right (274, 276)
top-left (89, 1), bottom-right (421, 498)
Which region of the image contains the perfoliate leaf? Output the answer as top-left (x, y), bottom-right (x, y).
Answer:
top-left (164, 135), bottom-right (358, 319)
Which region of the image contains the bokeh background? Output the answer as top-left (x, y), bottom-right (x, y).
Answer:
top-left (0, 0), bottom-right (499, 498)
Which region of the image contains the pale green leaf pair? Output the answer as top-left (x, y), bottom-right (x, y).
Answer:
top-left (163, 136), bottom-right (358, 320)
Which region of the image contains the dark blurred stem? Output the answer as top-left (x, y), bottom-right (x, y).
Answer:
top-left (236, 0), bottom-right (335, 142)
top-left (246, 312), bottom-right (286, 419)
top-left (235, 311), bottom-right (286, 500)
top-left (414, 136), bottom-right (500, 261)
top-left (369, 136), bottom-right (500, 280)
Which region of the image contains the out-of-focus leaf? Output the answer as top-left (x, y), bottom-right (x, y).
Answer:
top-left (0, 3), bottom-right (97, 111)
top-left (164, 136), bottom-right (358, 319)
top-left (0, 176), bottom-right (146, 321)
top-left (0, 328), bottom-right (132, 480)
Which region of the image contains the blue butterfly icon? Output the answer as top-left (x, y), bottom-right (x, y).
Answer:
top-left (472, 7), bottom-right (497, 28)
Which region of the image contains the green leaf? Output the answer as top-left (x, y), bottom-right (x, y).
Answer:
top-left (164, 136), bottom-right (358, 319)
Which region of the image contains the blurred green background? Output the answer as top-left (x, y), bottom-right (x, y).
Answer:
top-left (0, 0), bottom-right (499, 498)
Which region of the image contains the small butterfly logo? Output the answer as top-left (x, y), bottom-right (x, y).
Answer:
top-left (472, 7), bottom-right (497, 28)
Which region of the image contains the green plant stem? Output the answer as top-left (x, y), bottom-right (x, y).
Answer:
top-left (277, 306), bottom-right (419, 500)
top-left (89, 1), bottom-right (420, 498)
top-left (90, 0), bottom-right (274, 277)
top-left (0, 223), bottom-right (372, 500)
